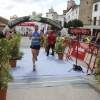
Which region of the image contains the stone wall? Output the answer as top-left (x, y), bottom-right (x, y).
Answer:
top-left (79, 0), bottom-right (95, 25)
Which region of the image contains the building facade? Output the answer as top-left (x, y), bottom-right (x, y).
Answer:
top-left (91, 0), bottom-right (100, 35)
top-left (66, 5), bottom-right (79, 22)
top-left (46, 7), bottom-right (58, 20)
top-left (65, 0), bottom-right (100, 35)
top-left (79, 0), bottom-right (94, 25)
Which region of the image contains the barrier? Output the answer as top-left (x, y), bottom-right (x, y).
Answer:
top-left (63, 39), bottom-right (73, 61)
top-left (64, 39), bottom-right (100, 74)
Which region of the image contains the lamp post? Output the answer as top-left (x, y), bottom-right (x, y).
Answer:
top-left (41, 24), bottom-right (42, 30)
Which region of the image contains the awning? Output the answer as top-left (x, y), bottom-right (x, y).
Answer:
top-left (0, 16), bottom-right (9, 25)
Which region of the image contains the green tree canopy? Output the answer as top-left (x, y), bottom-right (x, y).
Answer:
top-left (67, 19), bottom-right (83, 28)
top-left (72, 19), bottom-right (83, 27)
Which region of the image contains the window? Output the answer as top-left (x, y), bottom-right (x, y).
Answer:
top-left (76, 10), bottom-right (77, 14)
top-left (52, 15), bottom-right (53, 16)
top-left (68, 16), bottom-right (70, 20)
top-left (93, 17), bottom-right (97, 25)
top-left (46, 15), bottom-right (48, 17)
top-left (94, 4), bottom-right (98, 11)
top-left (72, 12), bottom-right (74, 16)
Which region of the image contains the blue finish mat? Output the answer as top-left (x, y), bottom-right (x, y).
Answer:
top-left (10, 48), bottom-right (89, 79)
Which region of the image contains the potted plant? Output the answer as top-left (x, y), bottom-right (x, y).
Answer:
top-left (40, 38), bottom-right (44, 47)
top-left (54, 37), bottom-right (66, 60)
top-left (9, 33), bottom-right (24, 67)
top-left (43, 35), bottom-right (48, 52)
top-left (94, 52), bottom-right (100, 83)
top-left (0, 38), bottom-right (14, 100)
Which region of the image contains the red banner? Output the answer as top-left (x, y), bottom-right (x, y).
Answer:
top-left (71, 41), bottom-right (89, 60)
top-left (17, 22), bottom-right (35, 26)
top-left (63, 39), bottom-right (68, 45)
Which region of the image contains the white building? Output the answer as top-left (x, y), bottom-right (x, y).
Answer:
top-left (92, 1), bottom-right (100, 26)
top-left (66, 5), bottom-right (79, 22)
top-left (89, 1), bottom-right (100, 35)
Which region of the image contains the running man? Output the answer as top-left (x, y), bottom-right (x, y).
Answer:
top-left (29, 25), bottom-right (41, 71)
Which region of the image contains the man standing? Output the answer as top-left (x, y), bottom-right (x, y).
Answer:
top-left (29, 25), bottom-right (40, 71)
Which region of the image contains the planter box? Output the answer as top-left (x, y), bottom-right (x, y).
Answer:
top-left (0, 88), bottom-right (7, 100)
top-left (9, 60), bottom-right (17, 67)
top-left (58, 54), bottom-right (64, 60)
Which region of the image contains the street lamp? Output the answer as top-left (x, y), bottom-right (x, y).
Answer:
top-left (41, 24), bottom-right (42, 30)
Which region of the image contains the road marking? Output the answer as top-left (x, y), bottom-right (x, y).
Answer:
top-left (9, 78), bottom-right (85, 85)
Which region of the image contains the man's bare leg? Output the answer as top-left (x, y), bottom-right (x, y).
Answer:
top-left (31, 49), bottom-right (37, 70)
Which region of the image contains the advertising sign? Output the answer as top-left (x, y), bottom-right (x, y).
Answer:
top-left (71, 41), bottom-right (89, 61)
top-left (68, 28), bottom-right (91, 35)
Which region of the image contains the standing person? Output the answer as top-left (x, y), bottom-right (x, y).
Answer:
top-left (6, 31), bottom-right (12, 40)
top-left (96, 32), bottom-right (100, 46)
top-left (26, 28), bottom-right (29, 36)
top-left (29, 25), bottom-right (41, 71)
top-left (0, 31), bottom-right (5, 39)
top-left (46, 30), bottom-right (56, 56)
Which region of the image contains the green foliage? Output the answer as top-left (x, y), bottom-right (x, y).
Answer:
top-left (54, 37), bottom-right (66, 54)
top-left (43, 35), bottom-right (48, 48)
top-left (72, 19), bottom-right (83, 27)
top-left (65, 35), bottom-right (70, 40)
top-left (8, 33), bottom-right (24, 60)
top-left (64, 21), bottom-right (68, 28)
top-left (0, 39), bottom-right (14, 90)
top-left (67, 19), bottom-right (83, 28)
top-left (94, 52), bottom-right (100, 83)
top-left (59, 21), bottom-right (68, 28)
top-left (67, 20), bottom-right (73, 28)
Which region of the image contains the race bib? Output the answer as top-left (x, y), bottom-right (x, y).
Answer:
top-left (32, 38), bottom-right (38, 42)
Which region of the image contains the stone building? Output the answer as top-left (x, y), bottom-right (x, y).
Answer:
top-left (79, 0), bottom-right (100, 35)
top-left (46, 7), bottom-right (58, 20)
top-left (79, 0), bottom-right (94, 25)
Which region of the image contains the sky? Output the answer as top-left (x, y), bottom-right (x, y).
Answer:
top-left (0, 0), bottom-right (80, 20)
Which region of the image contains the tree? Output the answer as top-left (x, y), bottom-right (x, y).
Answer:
top-left (67, 20), bottom-right (73, 28)
top-left (67, 19), bottom-right (83, 28)
top-left (72, 19), bottom-right (83, 27)
top-left (64, 21), bottom-right (68, 28)
top-left (59, 21), bottom-right (68, 28)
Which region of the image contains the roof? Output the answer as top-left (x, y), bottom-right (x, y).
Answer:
top-left (46, 12), bottom-right (58, 14)
top-left (0, 16), bottom-right (9, 25)
top-left (63, 4), bottom-right (79, 14)
top-left (93, 0), bottom-right (100, 3)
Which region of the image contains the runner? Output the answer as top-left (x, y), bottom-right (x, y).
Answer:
top-left (29, 25), bottom-right (41, 71)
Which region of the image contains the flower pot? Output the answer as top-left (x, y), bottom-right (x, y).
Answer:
top-left (0, 88), bottom-right (7, 100)
top-left (45, 48), bottom-right (48, 52)
top-left (9, 60), bottom-right (17, 67)
top-left (58, 54), bottom-right (64, 60)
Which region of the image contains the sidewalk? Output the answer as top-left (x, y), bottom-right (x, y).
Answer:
top-left (7, 37), bottom-right (100, 100)
top-left (7, 81), bottom-right (100, 100)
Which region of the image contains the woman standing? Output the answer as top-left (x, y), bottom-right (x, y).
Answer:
top-left (46, 30), bottom-right (56, 56)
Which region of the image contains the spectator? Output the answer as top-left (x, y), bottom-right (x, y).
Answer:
top-left (46, 30), bottom-right (56, 56)
top-left (6, 31), bottom-right (12, 40)
top-left (0, 31), bottom-right (5, 39)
